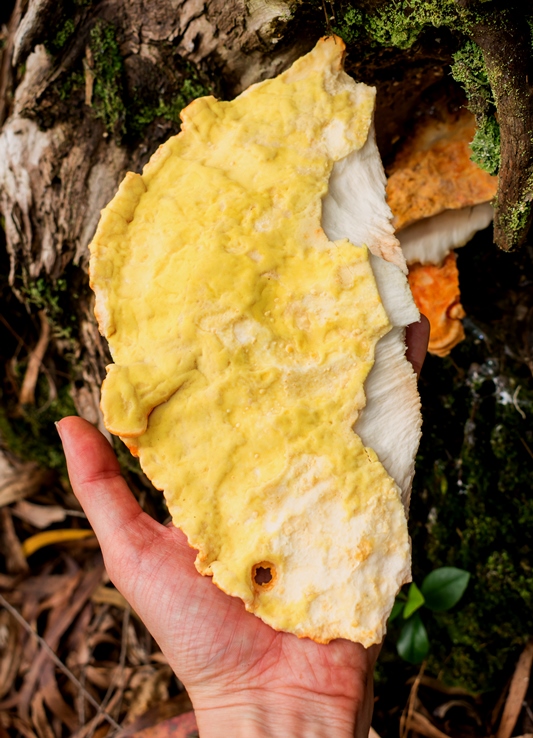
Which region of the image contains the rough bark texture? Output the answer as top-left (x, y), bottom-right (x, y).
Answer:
top-left (463, 4), bottom-right (533, 251)
top-left (0, 0), bottom-right (315, 429)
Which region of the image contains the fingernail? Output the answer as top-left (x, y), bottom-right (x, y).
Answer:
top-left (55, 420), bottom-right (63, 439)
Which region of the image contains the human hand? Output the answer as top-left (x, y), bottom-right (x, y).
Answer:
top-left (57, 316), bottom-right (429, 738)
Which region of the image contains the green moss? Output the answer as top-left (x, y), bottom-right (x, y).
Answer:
top-left (334, 5), bottom-right (508, 183)
top-left (451, 41), bottom-right (492, 115)
top-left (89, 20), bottom-right (126, 135)
top-left (334, 0), bottom-right (459, 49)
top-left (24, 276), bottom-right (67, 313)
top-left (451, 41), bottom-right (501, 175)
top-left (58, 70), bottom-right (84, 102)
top-left (470, 114), bottom-right (500, 175)
top-left (129, 67), bottom-right (211, 136)
top-left (0, 384), bottom-right (77, 473)
top-left (333, 7), bottom-right (367, 45)
top-left (52, 18), bottom-right (76, 51)
top-left (22, 276), bottom-right (78, 342)
top-left (366, 6), bottom-right (424, 50)
top-left (498, 196), bottom-right (533, 239)
top-left (84, 22), bottom-right (210, 140)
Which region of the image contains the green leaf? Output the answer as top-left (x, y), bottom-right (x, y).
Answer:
top-left (389, 599), bottom-right (405, 622)
top-left (403, 582), bottom-right (425, 619)
top-left (421, 567), bottom-right (471, 612)
top-left (397, 613), bottom-right (429, 664)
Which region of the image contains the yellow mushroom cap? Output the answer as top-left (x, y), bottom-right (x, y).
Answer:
top-left (89, 36), bottom-right (421, 646)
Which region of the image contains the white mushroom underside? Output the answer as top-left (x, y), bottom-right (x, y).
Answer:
top-left (322, 128), bottom-right (421, 512)
top-left (397, 202), bottom-right (494, 266)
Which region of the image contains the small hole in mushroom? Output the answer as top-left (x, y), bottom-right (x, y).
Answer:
top-left (255, 566), bottom-right (272, 585)
top-left (252, 561), bottom-right (276, 590)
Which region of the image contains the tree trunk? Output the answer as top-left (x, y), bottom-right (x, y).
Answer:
top-left (0, 0), bottom-right (532, 463)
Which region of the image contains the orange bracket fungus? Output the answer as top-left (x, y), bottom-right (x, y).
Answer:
top-left (387, 108), bottom-right (498, 356)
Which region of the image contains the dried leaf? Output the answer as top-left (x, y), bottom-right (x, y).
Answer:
top-left (22, 529), bottom-right (95, 557)
top-left (401, 662), bottom-right (425, 738)
top-left (0, 467), bottom-right (53, 508)
top-left (120, 711), bottom-right (198, 738)
top-left (30, 690), bottom-right (55, 738)
top-left (409, 675), bottom-right (478, 697)
top-left (0, 609), bottom-right (22, 700)
top-left (406, 710), bottom-right (452, 738)
top-left (118, 694), bottom-right (194, 736)
top-left (125, 621), bottom-right (150, 666)
top-left (65, 602), bottom-right (93, 670)
top-left (124, 666), bottom-right (172, 724)
top-left (12, 501), bottom-right (69, 529)
top-left (496, 640), bottom-right (533, 738)
top-left (91, 585), bottom-right (140, 620)
top-left (40, 661), bottom-right (79, 732)
top-left (85, 665), bottom-right (133, 691)
top-left (18, 572), bottom-right (82, 602)
top-left (433, 699), bottom-right (483, 725)
top-left (71, 687), bottom-right (123, 738)
top-left (0, 573), bottom-right (17, 588)
top-left (17, 560), bottom-right (104, 723)
top-left (4, 714), bottom-right (39, 738)
top-left (0, 507), bottom-right (29, 574)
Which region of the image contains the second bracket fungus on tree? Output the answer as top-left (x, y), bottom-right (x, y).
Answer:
top-left (387, 108), bottom-right (498, 356)
top-left (89, 37), bottom-right (422, 645)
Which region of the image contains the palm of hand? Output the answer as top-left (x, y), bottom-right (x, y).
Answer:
top-left (59, 416), bottom-right (372, 712)
top-left (115, 518), bottom-right (371, 702)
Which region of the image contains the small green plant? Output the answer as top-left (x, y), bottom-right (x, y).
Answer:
top-left (390, 567), bottom-right (470, 664)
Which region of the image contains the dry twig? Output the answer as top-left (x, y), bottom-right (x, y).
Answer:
top-left (401, 662), bottom-right (426, 738)
top-left (496, 640), bottom-right (533, 738)
top-left (17, 310), bottom-right (51, 410)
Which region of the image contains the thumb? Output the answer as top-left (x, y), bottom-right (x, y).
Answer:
top-left (57, 417), bottom-right (195, 589)
top-left (58, 416), bottom-right (184, 585)
top-left (57, 416), bottom-right (149, 548)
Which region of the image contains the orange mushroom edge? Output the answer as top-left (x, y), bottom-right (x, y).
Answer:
top-left (407, 252), bottom-right (466, 358)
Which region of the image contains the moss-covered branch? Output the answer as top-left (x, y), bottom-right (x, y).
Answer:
top-left (455, 1), bottom-right (533, 250)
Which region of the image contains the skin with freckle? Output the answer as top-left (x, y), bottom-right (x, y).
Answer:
top-left (89, 37), bottom-right (421, 646)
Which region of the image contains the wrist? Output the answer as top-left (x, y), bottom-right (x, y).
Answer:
top-left (191, 686), bottom-right (367, 738)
